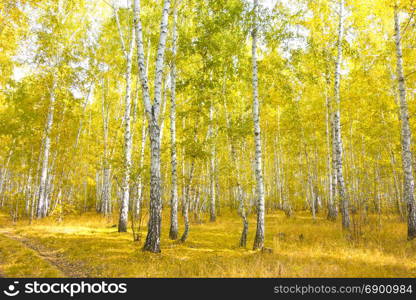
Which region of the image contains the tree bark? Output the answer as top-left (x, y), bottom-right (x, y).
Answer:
top-left (208, 102), bottom-right (216, 222)
top-left (37, 77), bottom-right (56, 218)
top-left (394, 5), bottom-right (416, 239)
top-left (333, 0), bottom-right (350, 230)
top-left (101, 78), bottom-right (112, 216)
top-left (252, 0), bottom-right (265, 250)
top-left (134, 0), bottom-right (171, 253)
top-left (180, 160), bottom-right (194, 243)
top-left (135, 113), bottom-right (147, 219)
top-left (118, 8), bottom-right (135, 233)
top-left (326, 92), bottom-right (337, 220)
top-left (169, 3), bottom-right (179, 240)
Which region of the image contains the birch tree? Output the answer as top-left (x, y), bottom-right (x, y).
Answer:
top-left (133, 0), bottom-right (171, 253)
top-left (326, 85), bottom-right (337, 221)
top-left (208, 101), bottom-right (216, 222)
top-left (101, 78), bottom-right (112, 216)
top-left (332, 0), bottom-right (350, 230)
top-left (114, 4), bottom-right (135, 233)
top-left (169, 2), bottom-right (179, 240)
top-left (394, 4), bottom-right (416, 239)
top-left (252, 0), bottom-right (265, 250)
top-left (36, 77), bottom-right (56, 218)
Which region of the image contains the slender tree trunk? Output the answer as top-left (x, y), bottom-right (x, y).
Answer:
top-left (394, 6), bottom-right (416, 239)
top-left (390, 149), bottom-right (405, 220)
top-left (208, 102), bottom-right (216, 222)
top-left (25, 171), bottom-right (32, 216)
top-left (0, 150), bottom-right (13, 202)
top-left (308, 167), bottom-right (316, 220)
top-left (333, 0), bottom-right (350, 230)
top-left (37, 77), bottom-right (56, 218)
top-left (169, 4), bottom-right (179, 240)
top-left (102, 79), bottom-right (112, 216)
top-left (180, 160), bottom-right (194, 243)
top-left (326, 92), bottom-right (337, 220)
top-left (252, 0), bottom-right (265, 250)
top-left (30, 145), bottom-right (42, 223)
top-left (276, 107), bottom-right (291, 216)
top-left (118, 15), bottom-right (135, 233)
top-left (96, 171), bottom-right (101, 212)
top-left (331, 113), bottom-right (338, 213)
top-left (135, 113), bottom-right (147, 219)
top-left (235, 145), bottom-right (248, 247)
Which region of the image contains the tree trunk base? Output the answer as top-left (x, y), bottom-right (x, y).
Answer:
top-left (253, 230), bottom-right (264, 250)
top-left (327, 206), bottom-right (338, 221)
top-left (239, 218), bottom-right (248, 247)
top-left (180, 227), bottom-right (189, 243)
top-left (407, 203), bottom-right (416, 240)
top-left (143, 239), bottom-right (161, 253)
top-left (169, 227), bottom-right (178, 240)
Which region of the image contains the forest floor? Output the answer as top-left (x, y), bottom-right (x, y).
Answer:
top-left (0, 210), bottom-right (415, 277)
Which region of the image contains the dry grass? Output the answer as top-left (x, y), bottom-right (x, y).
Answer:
top-left (0, 210), bottom-right (415, 277)
top-left (0, 235), bottom-right (63, 277)
top-left (0, 211), bottom-right (63, 278)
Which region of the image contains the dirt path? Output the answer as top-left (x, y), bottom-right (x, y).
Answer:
top-left (0, 230), bottom-right (91, 278)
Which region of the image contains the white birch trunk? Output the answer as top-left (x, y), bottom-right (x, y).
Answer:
top-left (169, 4), bottom-right (179, 239)
top-left (134, 0), bottom-right (171, 252)
top-left (37, 77), bottom-right (56, 218)
top-left (135, 113), bottom-right (147, 219)
top-left (326, 92), bottom-right (337, 220)
top-left (180, 160), bottom-right (194, 243)
top-left (102, 79), bottom-right (112, 216)
top-left (252, 0), bottom-right (265, 250)
top-left (133, 41), bottom-right (151, 220)
top-left (208, 102), bottom-right (216, 222)
top-left (0, 150), bottom-right (12, 201)
top-left (394, 6), bottom-right (416, 239)
top-left (333, 0), bottom-right (350, 230)
top-left (118, 10), bottom-right (135, 232)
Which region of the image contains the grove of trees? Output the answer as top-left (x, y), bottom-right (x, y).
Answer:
top-left (1, 0), bottom-right (416, 253)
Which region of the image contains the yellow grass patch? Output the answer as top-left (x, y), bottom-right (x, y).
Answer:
top-left (0, 211), bottom-right (415, 277)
